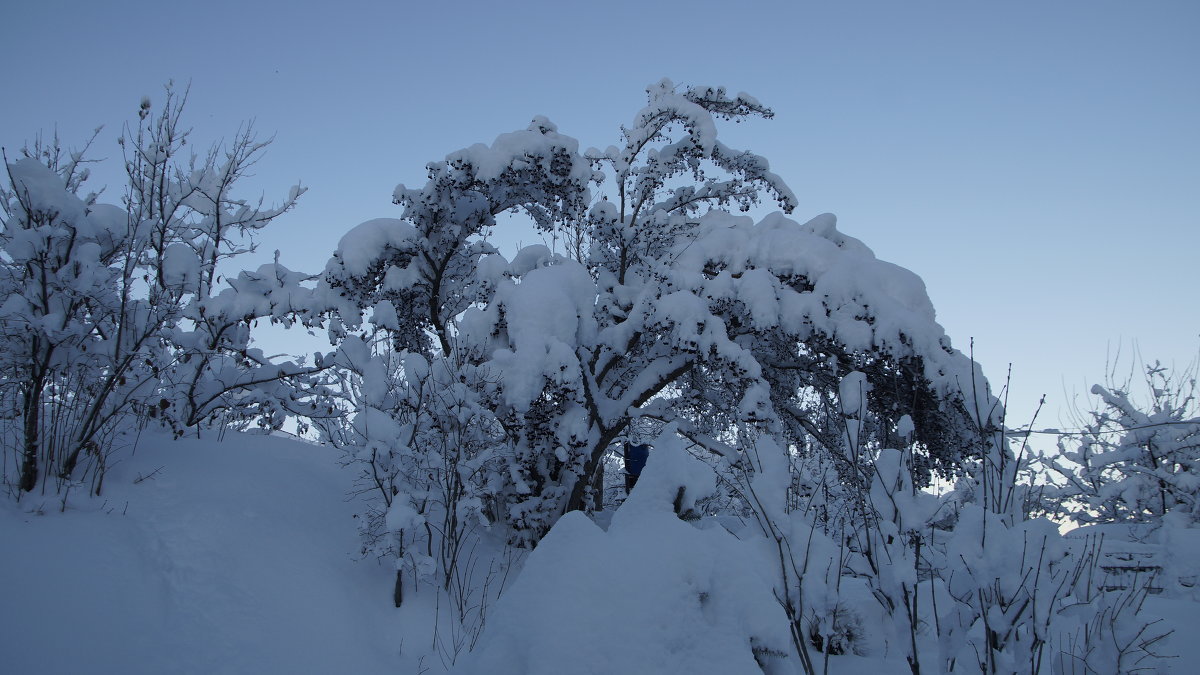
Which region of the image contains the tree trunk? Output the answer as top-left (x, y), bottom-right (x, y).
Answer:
top-left (393, 569), bottom-right (404, 608)
top-left (565, 425), bottom-right (624, 514)
top-left (590, 458), bottom-right (605, 510)
top-left (18, 379), bottom-right (43, 493)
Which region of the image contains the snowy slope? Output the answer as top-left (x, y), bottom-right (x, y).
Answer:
top-left (0, 432), bottom-right (410, 675)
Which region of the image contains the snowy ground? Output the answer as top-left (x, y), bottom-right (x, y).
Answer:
top-left (0, 432), bottom-right (420, 675)
top-left (4, 432), bottom-right (1199, 674)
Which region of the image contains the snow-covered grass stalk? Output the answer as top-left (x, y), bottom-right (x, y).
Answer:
top-left (1045, 532), bottom-right (1172, 673)
top-left (720, 433), bottom-right (820, 674)
top-left (826, 371), bottom-right (944, 674)
top-left (432, 542), bottom-right (521, 669)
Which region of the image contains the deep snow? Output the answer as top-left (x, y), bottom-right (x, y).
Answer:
top-left (4, 432), bottom-right (1200, 674)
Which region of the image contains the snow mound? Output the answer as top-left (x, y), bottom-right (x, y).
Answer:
top-left (456, 441), bottom-right (792, 675)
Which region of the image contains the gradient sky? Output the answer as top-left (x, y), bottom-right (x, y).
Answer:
top-left (3, 0), bottom-right (1197, 431)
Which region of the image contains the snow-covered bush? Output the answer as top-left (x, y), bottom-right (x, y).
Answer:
top-left (330, 338), bottom-right (506, 610)
top-left (0, 84), bottom-right (331, 497)
top-left (1045, 361), bottom-right (1200, 526)
top-left (1, 139), bottom-right (129, 494)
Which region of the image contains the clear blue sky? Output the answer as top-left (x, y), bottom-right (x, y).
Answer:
top-left (3, 0), bottom-right (1197, 429)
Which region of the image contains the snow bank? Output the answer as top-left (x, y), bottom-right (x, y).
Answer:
top-left (0, 432), bottom-right (407, 675)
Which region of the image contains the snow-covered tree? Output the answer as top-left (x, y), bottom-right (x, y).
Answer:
top-left (1046, 360), bottom-right (1200, 525)
top-left (319, 117), bottom-right (594, 605)
top-left (0, 84), bottom-right (331, 496)
top-left (324, 79), bottom-right (997, 549)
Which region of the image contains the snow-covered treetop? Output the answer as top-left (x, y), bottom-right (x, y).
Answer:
top-left (323, 118), bottom-right (598, 355)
